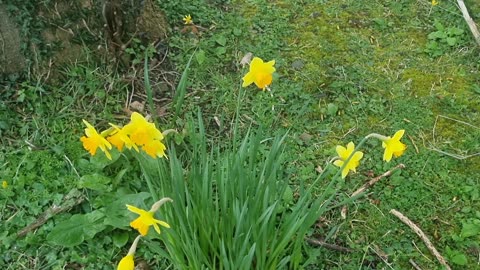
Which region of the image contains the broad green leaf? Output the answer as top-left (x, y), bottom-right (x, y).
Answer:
top-left (90, 150), bottom-right (120, 169)
top-left (47, 210), bottom-right (106, 247)
top-left (103, 192), bottom-right (151, 228)
top-left (215, 47), bottom-right (226, 56)
top-left (215, 35), bottom-right (227, 46)
top-left (327, 103), bottom-right (338, 115)
top-left (196, 49), bottom-right (206, 65)
top-left (233, 28), bottom-right (242, 36)
top-left (112, 231), bottom-right (129, 248)
top-left (460, 220), bottom-right (480, 238)
top-left (446, 37), bottom-right (456, 46)
top-left (451, 253), bottom-right (468, 266)
top-left (78, 173), bottom-right (111, 191)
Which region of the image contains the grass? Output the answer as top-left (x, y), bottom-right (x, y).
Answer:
top-left (1, 0), bottom-right (480, 269)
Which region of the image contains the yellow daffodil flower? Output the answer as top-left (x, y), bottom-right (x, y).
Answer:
top-left (142, 140), bottom-right (167, 159)
top-left (431, 0), bottom-right (438, 6)
top-left (117, 254), bottom-right (134, 270)
top-left (2, 180), bottom-right (7, 189)
top-left (183, 15), bottom-right (193, 25)
top-left (117, 235), bottom-right (141, 270)
top-left (123, 112), bottom-right (167, 159)
top-left (242, 57), bottom-right (276, 90)
top-left (80, 120), bottom-right (112, 160)
top-left (333, 142), bottom-right (364, 178)
top-left (107, 124), bottom-right (138, 152)
top-left (382, 130), bottom-right (407, 162)
top-left (126, 198), bottom-right (172, 236)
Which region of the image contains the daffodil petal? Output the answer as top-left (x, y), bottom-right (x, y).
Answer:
top-left (242, 73), bottom-right (255, 87)
top-left (157, 220), bottom-right (170, 228)
top-left (333, 159), bottom-right (344, 168)
top-left (336, 145), bottom-right (347, 158)
top-left (393, 130), bottom-right (405, 140)
top-left (383, 148), bottom-right (393, 162)
top-left (126, 205), bottom-right (147, 215)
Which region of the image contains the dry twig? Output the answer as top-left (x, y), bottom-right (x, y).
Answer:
top-left (409, 259), bottom-right (423, 270)
top-left (351, 164), bottom-right (405, 199)
top-left (17, 189), bottom-right (84, 237)
top-left (306, 237), bottom-right (353, 253)
top-left (457, 0), bottom-right (480, 46)
top-left (390, 209), bottom-right (451, 270)
top-left (341, 164), bottom-right (405, 218)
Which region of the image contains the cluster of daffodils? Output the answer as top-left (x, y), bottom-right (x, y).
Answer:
top-left (334, 130), bottom-right (407, 178)
top-left (80, 112), bottom-right (167, 160)
top-left (118, 198), bottom-right (172, 270)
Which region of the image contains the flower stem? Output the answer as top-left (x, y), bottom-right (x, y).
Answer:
top-left (127, 235), bottom-right (142, 255)
top-left (150, 197), bottom-right (173, 212)
top-left (232, 83), bottom-right (245, 148)
top-left (365, 133), bottom-right (389, 141)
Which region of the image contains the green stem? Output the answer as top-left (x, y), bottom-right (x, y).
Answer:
top-left (144, 53), bottom-right (157, 127)
top-left (137, 154), bottom-right (159, 202)
top-left (310, 135), bottom-right (372, 217)
top-left (232, 83), bottom-right (244, 149)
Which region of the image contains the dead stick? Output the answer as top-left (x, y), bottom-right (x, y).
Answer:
top-left (17, 190), bottom-right (84, 237)
top-left (351, 164), bottom-right (405, 198)
top-left (457, 0), bottom-right (480, 46)
top-left (390, 209), bottom-right (451, 270)
top-left (340, 164), bottom-right (405, 219)
top-left (409, 259), bottom-right (423, 270)
top-left (306, 237), bottom-right (353, 253)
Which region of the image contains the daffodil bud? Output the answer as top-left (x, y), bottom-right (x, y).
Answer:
top-left (117, 235), bottom-right (141, 270)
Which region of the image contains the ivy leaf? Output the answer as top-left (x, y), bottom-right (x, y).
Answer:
top-left (47, 210), bottom-right (106, 247)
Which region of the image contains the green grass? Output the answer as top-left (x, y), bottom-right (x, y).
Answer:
top-left (1, 0), bottom-right (480, 269)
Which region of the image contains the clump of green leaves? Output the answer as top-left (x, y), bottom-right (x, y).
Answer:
top-left (425, 21), bottom-right (465, 57)
top-left (138, 116), bottom-right (339, 269)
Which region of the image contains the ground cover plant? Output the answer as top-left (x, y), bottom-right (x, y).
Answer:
top-left (1, 0), bottom-right (480, 269)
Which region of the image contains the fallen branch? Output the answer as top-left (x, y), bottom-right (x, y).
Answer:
top-left (457, 0), bottom-right (480, 46)
top-left (17, 189), bottom-right (84, 237)
top-left (390, 209), bottom-right (451, 270)
top-left (306, 237), bottom-right (353, 253)
top-left (351, 164), bottom-right (405, 198)
top-left (409, 259), bottom-right (423, 270)
top-left (340, 164), bottom-right (405, 219)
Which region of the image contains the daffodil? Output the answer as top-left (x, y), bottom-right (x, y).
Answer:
top-left (142, 139), bottom-right (167, 159)
top-left (122, 112), bottom-right (167, 159)
top-left (107, 124), bottom-right (138, 152)
top-left (382, 130), bottom-right (407, 162)
top-left (242, 57), bottom-right (276, 90)
top-left (333, 142), bottom-right (364, 178)
top-left (80, 120), bottom-right (112, 160)
top-left (117, 235), bottom-right (141, 270)
top-left (183, 15), bottom-right (193, 25)
top-left (431, 0), bottom-right (438, 6)
top-left (126, 197), bottom-right (172, 236)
